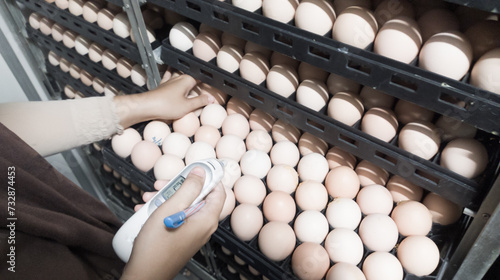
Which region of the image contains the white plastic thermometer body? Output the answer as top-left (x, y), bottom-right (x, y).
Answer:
top-left (112, 158), bottom-right (224, 262)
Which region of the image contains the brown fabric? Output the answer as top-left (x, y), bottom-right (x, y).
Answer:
top-left (0, 122), bottom-right (125, 279)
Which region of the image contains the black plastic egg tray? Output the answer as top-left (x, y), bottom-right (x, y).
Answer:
top-left (160, 38), bottom-right (500, 211)
top-left (28, 27), bottom-right (147, 94)
top-left (46, 62), bottom-right (101, 98)
top-left (147, 0), bottom-right (500, 136)
top-left (442, 0), bottom-right (500, 14)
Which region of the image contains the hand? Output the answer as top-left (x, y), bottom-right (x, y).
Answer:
top-left (114, 73), bottom-right (215, 129)
top-left (134, 180), bottom-right (168, 212)
top-left (121, 167), bottom-right (225, 280)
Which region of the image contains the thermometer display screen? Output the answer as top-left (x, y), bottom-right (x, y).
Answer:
top-left (161, 176), bottom-right (185, 200)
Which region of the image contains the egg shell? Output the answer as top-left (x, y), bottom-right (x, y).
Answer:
top-left (332, 0), bottom-right (372, 15)
top-left (258, 221), bottom-right (296, 262)
top-left (270, 51), bottom-right (300, 69)
top-left (116, 57), bottom-right (135, 78)
top-left (464, 20), bottom-right (500, 61)
top-left (48, 51), bottom-right (61, 66)
top-left (295, 181), bottom-right (328, 211)
top-left (266, 164), bottom-right (299, 194)
top-left (355, 160), bottom-right (390, 187)
top-left (417, 8), bottom-right (460, 42)
top-left (28, 13), bottom-right (43, 29)
top-left (298, 132), bottom-right (328, 156)
top-left (249, 109), bottom-right (276, 132)
top-left (332, 6), bottom-right (378, 49)
top-left (161, 132), bottom-right (192, 159)
top-left (92, 77), bottom-right (106, 94)
top-left (271, 119), bottom-right (301, 143)
top-left (51, 23), bottom-right (67, 42)
top-left (266, 64), bottom-right (299, 98)
top-left (418, 31), bottom-right (473, 80)
top-left (291, 242), bottom-right (330, 280)
top-left (239, 52), bottom-right (270, 85)
top-left (294, 210), bottom-right (329, 243)
top-left (297, 152), bottom-right (329, 183)
top-left (270, 140), bottom-right (300, 167)
top-left (358, 214), bottom-right (399, 252)
top-left (64, 85), bottom-right (77, 99)
top-left (423, 192), bottom-right (463, 225)
top-left (221, 113), bottom-right (250, 139)
top-left (440, 138), bottom-right (488, 179)
top-left (435, 115), bottom-right (476, 142)
top-left (397, 236), bottom-right (440, 276)
top-left (325, 197), bottom-right (362, 230)
top-left (398, 121), bottom-right (441, 160)
top-left (361, 107), bottom-right (398, 142)
top-left (215, 135), bottom-right (246, 162)
top-left (240, 150), bottom-right (271, 178)
top-left (230, 204), bottom-right (263, 241)
top-left (69, 64), bottom-right (82, 79)
top-left (324, 228), bottom-right (364, 265)
top-left (245, 129), bottom-right (273, 153)
top-left (233, 175), bottom-right (267, 205)
top-left (193, 32), bottom-right (221, 62)
top-left (391, 200), bottom-right (433, 236)
top-left (326, 262), bottom-right (366, 280)
top-left (194, 125), bottom-right (221, 148)
top-left (373, 0), bottom-right (415, 26)
top-left (97, 8), bottom-right (119, 30)
top-left (295, 0), bottom-right (336, 36)
top-left (386, 175), bottom-right (424, 203)
top-left (217, 44), bottom-right (244, 73)
top-left (298, 62), bottom-right (329, 82)
top-left (296, 79), bottom-right (330, 111)
top-left (221, 32), bottom-right (247, 50)
top-left (143, 120), bottom-right (171, 146)
top-left (394, 99), bottom-right (435, 124)
top-left (130, 140), bottom-right (162, 172)
top-left (232, 0), bottom-right (262, 12)
top-left (245, 41), bottom-right (273, 59)
top-left (184, 141), bottom-right (216, 165)
top-left (263, 191), bottom-right (296, 223)
top-left (362, 252), bottom-right (404, 280)
top-left (82, 0), bottom-right (104, 23)
top-left (113, 12), bottom-right (131, 38)
top-left (359, 86), bottom-right (396, 109)
top-left (327, 91), bottom-right (364, 126)
top-left (356, 184), bottom-right (394, 215)
top-left (262, 0), bottom-right (298, 23)
top-left (62, 30), bottom-right (77, 49)
top-left (88, 43), bottom-right (106, 63)
top-left (131, 64), bottom-right (147, 87)
top-left (80, 70), bottom-right (94, 87)
top-left (68, 0), bottom-right (85, 16)
top-left (153, 154), bottom-right (185, 180)
top-left (220, 186), bottom-right (236, 220)
top-left (55, 0), bottom-right (69, 9)
top-left (326, 146), bottom-right (357, 169)
top-left (172, 112), bottom-right (200, 137)
top-left (200, 104), bottom-right (227, 128)
top-left (59, 58), bottom-right (71, 73)
top-left (325, 166), bottom-right (360, 198)
top-left (169, 22), bottom-right (198, 51)
top-left (102, 49), bottom-right (120, 70)
top-left (219, 158), bottom-right (241, 189)
top-left (327, 73), bottom-right (361, 95)
top-left (226, 97), bottom-right (253, 118)
top-left (470, 48), bottom-right (500, 95)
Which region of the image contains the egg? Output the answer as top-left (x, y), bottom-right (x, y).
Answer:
top-left (48, 51), bottom-right (61, 66)
top-left (28, 13), bottom-right (43, 30)
top-left (233, 175), bottom-right (267, 205)
top-left (263, 191), bottom-right (296, 223)
top-left (82, 0), bottom-right (104, 23)
top-left (131, 64), bottom-right (147, 87)
top-left (92, 77), bottom-right (105, 94)
top-left (435, 115), bottom-right (477, 142)
top-left (69, 64), bottom-right (82, 79)
top-left (470, 48), bottom-right (500, 95)
top-left (418, 31), bottom-right (473, 80)
top-left (356, 184), bottom-right (394, 215)
top-left (245, 129), bottom-right (273, 153)
top-left (184, 141), bottom-right (216, 165)
top-left (270, 140), bottom-right (300, 167)
top-left (59, 58), bottom-right (71, 73)
top-left (169, 22), bottom-right (198, 51)
top-left (68, 0), bottom-right (85, 16)
top-left (80, 70), bottom-right (94, 87)
top-left (332, 6), bottom-right (378, 49)
top-left (464, 20), bottom-right (500, 61)
top-left (295, 0), bottom-right (336, 36)
top-left (161, 132), bottom-right (192, 159)
top-left (266, 64), bottom-right (299, 98)
top-left (88, 43), bottom-right (106, 63)
top-left (327, 73), bottom-right (361, 95)
top-left (394, 99), bottom-right (435, 124)
top-left (355, 160), bottom-right (390, 187)
top-left (398, 121), bottom-right (441, 160)
top-left (200, 104), bottom-right (227, 128)
top-left (373, 0), bottom-right (415, 26)
top-left (130, 140), bottom-right (162, 172)
top-left (324, 228), bottom-right (364, 265)
top-left (258, 221), bottom-right (296, 262)
top-left (143, 120), bottom-right (171, 146)
top-left (374, 16), bottom-right (422, 64)
top-left (153, 154), bottom-right (185, 180)
top-left (325, 197), bottom-right (362, 230)
top-left (298, 62), bottom-right (329, 82)
top-left (270, 51), bottom-right (300, 69)
top-left (440, 138), bottom-right (488, 179)
top-left (298, 132), bottom-right (328, 156)
top-left (245, 41), bottom-right (273, 59)
top-left (239, 52), bottom-right (270, 85)
top-left (216, 44), bottom-right (244, 73)
top-left (327, 91), bottom-right (364, 126)
top-left (113, 12), bottom-right (131, 38)
top-left (262, 0), bottom-right (298, 23)
top-left (101, 49), bottom-right (120, 70)
top-left (249, 109), bottom-right (276, 132)
top-left (326, 146), bottom-right (357, 169)
top-left (295, 181), bottom-right (328, 211)
top-left (62, 30), bottom-right (77, 48)
top-left (397, 236), bottom-right (440, 276)
top-left (240, 149), bottom-right (271, 178)
top-left (116, 57), bottom-right (134, 78)
top-left (226, 97), bottom-right (253, 118)
top-left (296, 79), bottom-right (330, 111)
top-left (194, 125), bottom-right (221, 148)
top-left (55, 0), bottom-right (69, 9)
top-left (216, 135), bottom-right (246, 162)
top-left (291, 242), bottom-right (330, 280)
top-left (391, 200), bottom-right (433, 236)
top-left (294, 210), bottom-right (329, 243)
top-left (51, 23), bottom-right (67, 42)
top-left (358, 214), bottom-right (399, 252)
top-left (97, 8), bottom-right (119, 30)
top-left (220, 187), bottom-right (236, 220)
top-left (266, 164), bottom-right (299, 194)
top-left (64, 85), bottom-right (76, 99)
top-left (361, 107), bottom-right (398, 142)
top-left (232, 0), bottom-right (262, 12)
top-left (423, 192), bottom-right (463, 226)
top-left (417, 8), bottom-right (460, 42)
top-left (359, 86), bottom-right (396, 109)
top-left (193, 32), bottom-right (221, 62)
top-left (230, 203), bottom-right (263, 241)
top-left (221, 113), bottom-right (250, 139)
top-left (297, 153), bottom-right (329, 183)
top-left (221, 32), bottom-right (247, 50)
top-left (362, 252), bottom-right (404, 280)
top-left (172, 112), bottom-right (200, 137)
top-left (325, 166), bottom-right (360, 198)
top-left (386, 175), bottom-right (424, 203)
top-left (272, 119), bottom-right (301, 143)
top-left (326, 262), bottom-right (366, 280)
top-left (332, 0), bottom-right (372, 14)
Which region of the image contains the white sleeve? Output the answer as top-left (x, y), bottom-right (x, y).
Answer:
top-left (0, 95), bottom-right (123, 157)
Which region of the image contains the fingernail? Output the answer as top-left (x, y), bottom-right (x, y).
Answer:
top-left (191, 166), bottom-right (206, 177)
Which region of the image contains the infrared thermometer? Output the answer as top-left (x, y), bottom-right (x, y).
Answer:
top-left (112, 158), bottom-right (224, 262)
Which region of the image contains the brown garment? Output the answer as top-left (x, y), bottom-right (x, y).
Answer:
top-left (0, 123), bottom-right (125, 279)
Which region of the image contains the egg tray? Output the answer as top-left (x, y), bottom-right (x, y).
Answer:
top-left (17, 0), bottom-right (150, 64)
top-left (160, 38), bottom-right (500, 211)
top-left (27, 27), bottom-right (147, 94)
top-left (148, 0), bottom-right (500, 135)
top-left (441, 0), bottom-right (500, 14)
top-left (46, 62), bottom-right (102, 98)
top-left (100, 161), bottom-right (147, 208)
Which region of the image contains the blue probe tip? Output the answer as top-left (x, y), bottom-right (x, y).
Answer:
top-left (164, 211), bottom-right (186, 228)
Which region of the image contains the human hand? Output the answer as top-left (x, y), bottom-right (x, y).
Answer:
top-left (121, 167), bottom-right (225, 280)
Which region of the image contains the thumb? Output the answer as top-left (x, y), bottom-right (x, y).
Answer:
top-left (186, 93), bottom-right (216, 112)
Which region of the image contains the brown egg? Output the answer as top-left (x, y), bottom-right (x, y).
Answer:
top-left (258, 221), bottom-right (296, 262)
top-left (423, 192), bottom-right (463, 225)
top-left (326, 146), bottom-right (357, 169)
top-left (326, 262), bottom-right (366, 280)
top-left (298, 132), bottom-right (328, 156)
top-left (435, 115), bottom-right (477, 142)
top-left (130, 140), bottom-right (162, 172)
top-left (324, 228), bottom-right (364, 265)
top-left (470, 48), bottom-right (500, 95)
top-left (397, 236), bottom-right (440, 276)
top-left (230, 204), bottom-right (263, 241)
top-left (172, 112), bottom-right (200, 137)
top-left (358, 214), bottom-right (399, 252)
top-left (373, 0), bottom-right (415, 26)
top-left (391, 200), bottom-right (433, 236)
top-left (355, 160), bottom-right (390, 187)
top-left (272, 119), bottom-right (301, 143)
top-left (386, 175), bottom-right (424, 203)
top-left (216, 135), bottom-right (246, 162)
top-left (291, 242), bottom-right (330, 280)
top-left (233, 175), bottom-right (267, 205)
top-left (263, 191), bottom-right (296, 223)
top-left (325, 166), bottom-right (360, 198)
top-left (270, 141), bottom-right (301, 167)
top-left (295, 181), bottom-right (329, 211)
top-left (194, 125), bottom-right (221, 148)
top-left (221, 113), bottom-right (250, 139)
top-left (266, 164), bottom-right (299, 194)
top-left (332, 6), bottom-right (378, 49)
top-left (361, 107), bottom-right (398, 142)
